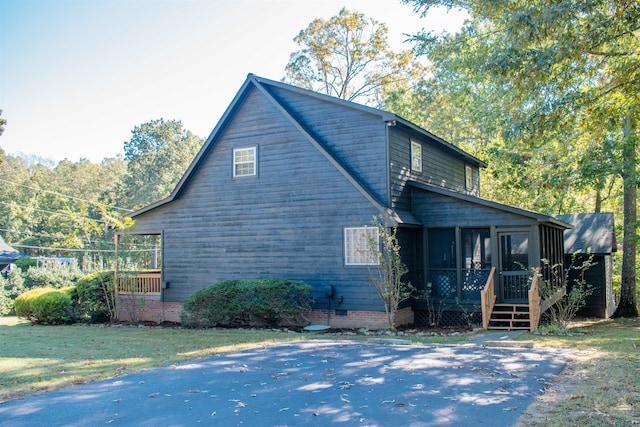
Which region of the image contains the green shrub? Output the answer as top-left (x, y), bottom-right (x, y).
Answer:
top-left (75, 271), bottom-right (115, 323)
top-left (181, 280), bottom-right (244, 328)
top-left (14, 287), bottom-right (73, 325)
top-left (0, 268), bottom-right (26, 315)
top-left (14, 257), bottom-right (38, 272)
top-left (23, 264), bottom-right (83, 290)
top-left (240, 279), bottom-right (313, 326)
top-left (181, 279), bottom-right (312, 328)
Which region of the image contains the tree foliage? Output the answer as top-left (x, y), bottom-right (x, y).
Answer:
top-left (0, 109), bottom-right (6, 136)
top-left (402, 0), bottom-right (639, 316)
top-left (0, 154), bottom-right (128, 268)
top-left (120, 118), bottom-right (203, 210)
top-left (284, 7), bottom-right (426, 106)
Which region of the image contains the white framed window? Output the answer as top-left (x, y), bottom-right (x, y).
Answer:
top-left (465, 164), bottom-right (474, 190)
top-left (233, 147), bottom-right (257, 177)
top-left (411, 140), bottom-right (422, 173)
top-left (344, 226), bottom-right (379, 265)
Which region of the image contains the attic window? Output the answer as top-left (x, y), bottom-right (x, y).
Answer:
top-left (465, 165), bottom-right (474, 190)
top-left (344, 226), bottom-right (379, 265)
top-left (233, 147), bottom-right (257, 177)
top-left (411, 140), bottom-right (422, 173)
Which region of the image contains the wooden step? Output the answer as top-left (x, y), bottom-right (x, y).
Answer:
top-left (494, 303), bottom-right (529, 308)
top-left (489, 319), bottom-right (530, 325)
top-left (493, 304), bottom-right (529, 313)
top-left (486, 325), bottom-right (531, 330)
top-left (490, 318), bottom-right (530, 323)
top-left (488, 303), bottom-right (532, 331)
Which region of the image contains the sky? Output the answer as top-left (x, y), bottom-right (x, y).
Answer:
top-left (1, 0), bottom-right (468, 164)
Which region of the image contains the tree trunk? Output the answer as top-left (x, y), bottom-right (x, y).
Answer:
top-left (612, 110), bottom-right (638, 318)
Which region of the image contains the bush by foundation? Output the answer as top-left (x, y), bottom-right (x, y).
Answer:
top-left (181, 279), bottom-right (312, 328)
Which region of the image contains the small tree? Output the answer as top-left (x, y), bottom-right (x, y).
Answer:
top-left (367, 216), bottom-right (412, 329)
top-left (423, 282), bottom-right (444, 327)
top-left (539, 252), bottom-right (596, 329)
top-left (0, 268), bottom-right (26, 315)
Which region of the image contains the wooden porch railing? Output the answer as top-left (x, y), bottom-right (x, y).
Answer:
top-left (116, 272), bottom-right (162, 296)
top-left (480, 267), bottom-right (497, 330)
top-left (528, 270), bottom-right (541, 332)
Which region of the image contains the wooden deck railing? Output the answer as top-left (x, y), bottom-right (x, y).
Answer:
top-left (528, 270), bottom-right (541, 332)
top-left (480, 267), bottom-right (497, 330)
top-left (116, 272), bottom-right (161, 296)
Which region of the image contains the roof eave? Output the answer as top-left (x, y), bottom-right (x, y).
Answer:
top-left (394, 117), bottom-right (487, 169)
top-left (410, 181), bottom-right (572, 228)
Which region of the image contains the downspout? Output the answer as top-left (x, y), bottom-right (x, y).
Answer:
top-left (384, 119), bottom-right (395, 208)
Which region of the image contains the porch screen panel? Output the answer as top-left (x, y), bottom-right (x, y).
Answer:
top-left (427, 228), bottom-right (456, 298)
top-left (500, 233), bottom-right (531, 301)
top-left (540, 225), bottom-right (565, 289)
top-left (461, 228), bottom-right (491, 300)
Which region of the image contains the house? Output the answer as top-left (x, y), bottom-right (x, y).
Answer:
top-left (0, 235), bottom-right (23, 272)
top-left (555, 213), bottom-right (617, 318)
top-left (118, 74), bottom-right (570, 330)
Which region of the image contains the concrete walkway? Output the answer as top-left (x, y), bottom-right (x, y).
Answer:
top-left (468, 329), bottom-right (529, 345)
top-left (0, 336), bottom-right (571, 427)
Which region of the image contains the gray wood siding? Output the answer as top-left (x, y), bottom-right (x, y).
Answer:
top-left (569, 254), bottom-right (610, 318)
top-left (411, 189), bottom-right (537, 228)
top-left (267, 86), bottom-right (389, 206)
top-left (132, 86), bottom-right (386, 312)
top-left (390, 126), bottom-right (480, 212)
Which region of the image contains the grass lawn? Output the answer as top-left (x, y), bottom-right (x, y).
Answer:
top-left (0, 318), bottom-right (309, 401)
top-left (517, 317), bottom-right (640, 426)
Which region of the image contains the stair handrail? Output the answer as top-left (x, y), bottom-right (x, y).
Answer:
top-left (528, 268), bottom-right (541, 332)
top-left (480, 267), bottom-right (497, 330)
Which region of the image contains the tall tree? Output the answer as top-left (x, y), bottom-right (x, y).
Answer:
top-left (284, 7), bottom-right (426, 106)
top-left (403, 0), bottom-right (639, 316)
top-left (120, 118), bottom-right (203, 210)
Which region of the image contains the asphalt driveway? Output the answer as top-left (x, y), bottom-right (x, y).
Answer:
top-left (0, 338), bottom-right (570, 426)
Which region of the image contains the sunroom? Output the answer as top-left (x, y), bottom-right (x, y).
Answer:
top-left (407, 182), bottom-right (570, 330)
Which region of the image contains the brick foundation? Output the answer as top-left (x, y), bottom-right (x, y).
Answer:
top-left (116, 297), bottom-right (413, 330)
top-left (117, 297), bottom-right (182, 324)
top-left (305, 306), bottom-right (414, 330)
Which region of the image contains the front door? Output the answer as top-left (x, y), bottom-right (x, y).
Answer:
top-left (498, 232), bottom-right (531, 302)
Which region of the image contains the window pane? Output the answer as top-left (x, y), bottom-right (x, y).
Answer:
top-left (465, 165), bottom-right (474, 190)
top-left (235, 162), bottom-right (254, 176)
top-left (462, 228), bottom-right (491, 269)
top-left (500, 233), bottom-right (529, 271)
top-left (428, 228), bottom-right (456, 268)
top-left (345, 227), bottom-right (378, 265)
top-left (427, 228), bottom-right (456, 297)
top-left (461, 228), bottom-right (491, 300)
top-left (233, 147), bottom-right (256, 177)
top-left (411, 141), bottom-right (422, 172)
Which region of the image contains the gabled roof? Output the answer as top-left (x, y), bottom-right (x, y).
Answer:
top-left (250, 75), bottom-right (486, 168)
top-left (130, 74), bottom-right (483, 220)
top-left (555, 213), bottom-right (616, 254)
top-left (409, 181), bottom-right (573, 229)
